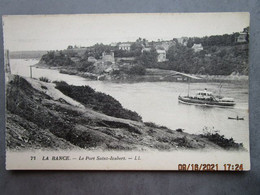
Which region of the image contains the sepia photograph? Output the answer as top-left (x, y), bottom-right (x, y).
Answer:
top-left (3, 12), bottom-right (250, 170)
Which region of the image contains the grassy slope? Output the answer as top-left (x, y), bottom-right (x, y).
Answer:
top-left (6, 75), bottom-right (242, 151)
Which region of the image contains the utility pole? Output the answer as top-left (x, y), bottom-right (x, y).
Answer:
top-left (30, 66), bottom-right (33, 78)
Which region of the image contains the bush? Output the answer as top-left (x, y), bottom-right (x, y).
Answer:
top-left (39, 77), bottom-right (51, 83)
top-left (111, 69), bottom-right (121, 75)
top-left (201, 131), bottom-right (243, 150)
top-left (144, 122), bottom-right (169, 130)
top-left (176, 128), bottom-right (183, 132)
top-left (76, 60), bottom-right (94, 72)
top-left (54, 81), bottom-right (142, 122)
top-left (128, 65), bottom-right (146, 75)
top-left (40, 51), bottom-right (75, 67)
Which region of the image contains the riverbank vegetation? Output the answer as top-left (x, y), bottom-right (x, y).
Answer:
top-left (201, 132), bottom-right (244, 150)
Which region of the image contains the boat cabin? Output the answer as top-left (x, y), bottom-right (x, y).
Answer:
top-left (196, 91), bottom-right (213, 96)
top-left (195, 89), bottom-right (214, 100)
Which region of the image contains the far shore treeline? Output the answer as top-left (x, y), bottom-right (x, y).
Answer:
top-left (15, 27), bottom-right (249, 76)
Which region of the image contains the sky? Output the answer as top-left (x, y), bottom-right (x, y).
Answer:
top-left (3, 12), bottom-right (249, 51)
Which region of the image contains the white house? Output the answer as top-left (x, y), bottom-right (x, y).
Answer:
top-left (141, 47), bottom-right (151, 53)
top-left (118, 43), bottom-right (131, 51)
top-left (156, 49), bottom-right (167, 62)
top-left (236, 32), bottom-right (248, 43)
top-left (192, 43), bottom-right (203, 52)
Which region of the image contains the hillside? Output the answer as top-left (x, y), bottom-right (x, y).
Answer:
top-left (162, 43), bottom-right (249, 75)
top-left (6, 75), bottom-right (244, 151)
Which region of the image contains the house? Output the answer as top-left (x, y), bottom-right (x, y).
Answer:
top-left (87, 56), bottom-right (97, 63)
top-left (141, 48), bottom-right (167, 62)
top-left (176, 37), bottom-right (189, 46)
top-left (115, 57), bottom-right (136, 65)
top-left (141, 47), bottom-right (151, 53)
top-left (118, 43), bottom-right (131, 51)
top-left (156, 49), bottom-right (167, 62)
top-left (102, 51), bottom-right (115, 63)
top-left (155, 41), bottom-right (176, 51)
top-left (236, 32), bottom-right (248, 43)
top-left (192, 43), bottom-right (203, 52)
top-left (110, 42), bottom-right (118, 47)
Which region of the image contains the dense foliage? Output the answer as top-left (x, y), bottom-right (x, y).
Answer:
top-left (155, 43), bottom-right (249, 75)
top-left (201, 132), bottom-right (243, 150)
top-left (137, 48), bottom-right (158, 68)
top-left (76, 59), bottom-right (95, 72)
top-left (40, 51), bottom-right (75, 67)
top-left (40, 50), bottom-right (95, 72)
top-left (54, 81), bottom-right (142, 121)
top-left (83, 43), bottom-right (115, 59)
top-left (128, 65), bottom-right (146, 75)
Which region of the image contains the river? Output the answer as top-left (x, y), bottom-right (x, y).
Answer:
top-left (9, 59), bottom-right (250, 149)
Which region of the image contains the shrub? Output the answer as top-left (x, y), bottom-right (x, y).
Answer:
top-left (40, 51), bottom-right (75, 67)
top-left (176, 128), bottom-right (183, 132)
top-left (144, 122), bottom-right (158, 128)
top-left (39, 77), bottom-right (51, 83)
top-left (54, 81), bottom-right (142, 122)
top-left (128, 65), bottom-right (146, 75)
top-left (111, 69), bottom-right (121, 75)
top-left (201, 132), bottom-right (243, 150)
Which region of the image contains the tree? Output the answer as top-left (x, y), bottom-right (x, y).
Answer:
top-left (138, 47), bottom-right (158, 68)
top-left (128, 65), bottom-right (146, 75)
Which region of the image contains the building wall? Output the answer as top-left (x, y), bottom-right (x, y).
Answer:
top-left (156, 50), bottom-right (167, 62)
top-left (236, 33), bottom-right (247, 43)
top-left (119, 44), bottom-right (131, 51)
top-left (102, 52), bottom-right (115, 63)
top-left (157, 53), bottom-right (167, 62)
top-left (192, 44), bottom-right (203, 52)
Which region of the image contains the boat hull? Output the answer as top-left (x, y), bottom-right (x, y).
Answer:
top-left (178, 96), bottom-right (235, 107)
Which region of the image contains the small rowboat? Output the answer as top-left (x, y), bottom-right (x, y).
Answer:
top-left (228, 116), bottom-right (244, 120)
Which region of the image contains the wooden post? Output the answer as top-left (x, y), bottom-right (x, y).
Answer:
top-left (187, 77), bottom-right (190, 97)
top-left (30, 66), bottom-right (32, 78)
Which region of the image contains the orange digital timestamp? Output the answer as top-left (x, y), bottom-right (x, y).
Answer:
top-left (223, 164), bottom-right (244, 171)
top-left (178, 164), bottom-right (243, 171)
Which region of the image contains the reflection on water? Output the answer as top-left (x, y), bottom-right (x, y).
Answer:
top-left (9, 59), bottom-right (249, 149)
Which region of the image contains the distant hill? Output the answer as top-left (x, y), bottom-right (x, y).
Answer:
top-left (9, 50), bottom-right (48, 59)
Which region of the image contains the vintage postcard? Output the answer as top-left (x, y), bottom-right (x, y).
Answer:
top-left (3, 13), bottom-right (250, 170)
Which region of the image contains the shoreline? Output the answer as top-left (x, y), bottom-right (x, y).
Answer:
top-left (33, 62), bottom-right (249, 83)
